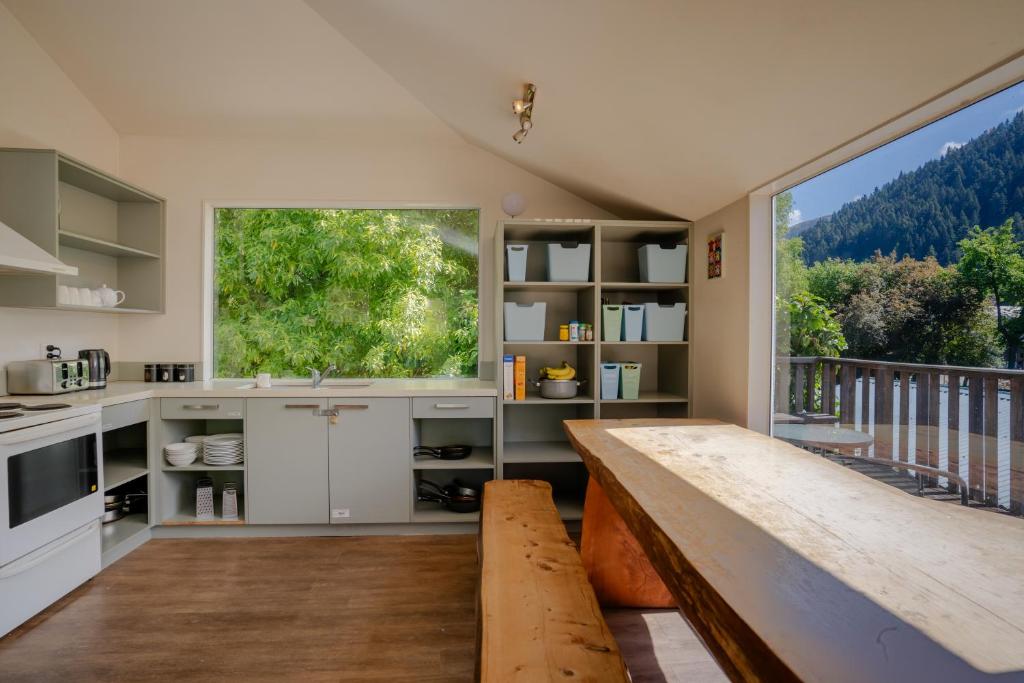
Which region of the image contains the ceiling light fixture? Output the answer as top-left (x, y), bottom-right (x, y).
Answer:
top-left (512, 83), bottom-right (536, 143)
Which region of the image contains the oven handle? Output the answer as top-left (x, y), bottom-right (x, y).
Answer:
top-left (0, 413), bottom-right (99, 446)
top-left (0, 523), bottom-right (97, 579)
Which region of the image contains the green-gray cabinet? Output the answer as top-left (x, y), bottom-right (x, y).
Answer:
top-left (328, 398), bottom-right (411, 524)
top-left (245, 398), bottom-right (330, 524)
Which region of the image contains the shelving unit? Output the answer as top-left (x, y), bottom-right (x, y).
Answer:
top-left (100, 414), bottom-right (152, 567)
top-left (158, 417), bottom-right (246, 525)
top-left (495, 219), bottom-right (692, 521)
top-left (0, 148), bottom-right (165, 313)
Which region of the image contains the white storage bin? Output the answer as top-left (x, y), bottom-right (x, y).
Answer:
top-left (638, 244), bottom-right (688, 283)
top-left (642, 302), bottom-right (687, 341)
top-left (600, 363), bottom-right (621, 400)
top-left (504, 302), bottom-right (547, 341)
top-left (505, 244), bottom-right (528, 282)
top-left (621, 304), bottom-right (645, 342)
top-left (546, 242), bottom-right (591, 282)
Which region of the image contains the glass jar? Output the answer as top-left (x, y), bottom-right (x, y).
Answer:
top-left (559, 324), bottom-right (570, 341)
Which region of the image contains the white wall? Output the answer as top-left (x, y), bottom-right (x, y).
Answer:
top-left (117, 133), bottom-right (613, 372)
top-left (0, 5), bottom-right (121, 388)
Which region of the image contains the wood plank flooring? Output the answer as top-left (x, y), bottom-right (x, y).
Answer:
top-left (0, 536), bottom-right (479, 682)
top-left (0, 535), bottom-right (725, 682)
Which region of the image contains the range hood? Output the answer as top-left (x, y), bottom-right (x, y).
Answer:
top-left (0, 218), bottom-right (77, 276)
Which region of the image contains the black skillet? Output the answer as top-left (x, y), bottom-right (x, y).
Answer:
top-left (413, 445), bottom-right (473, 460)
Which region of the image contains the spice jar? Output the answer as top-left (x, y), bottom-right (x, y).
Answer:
top-left (569, 320), bottom-right (580, 342)
top-left (559, 324), bottom-right (570, 341)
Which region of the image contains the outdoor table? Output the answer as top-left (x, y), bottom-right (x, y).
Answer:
top-left (564, 418), bottom-right (1024, 683)
top-left (773, 422), bottom-right (873, 455)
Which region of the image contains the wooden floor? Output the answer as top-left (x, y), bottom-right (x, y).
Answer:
top-left (0, 535), bottom-right (725, 682)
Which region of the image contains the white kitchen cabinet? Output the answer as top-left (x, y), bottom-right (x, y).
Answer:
top-left (245, 399), bottom-right (329, 524)
top-left (328, 398), bottom-right (411, 524)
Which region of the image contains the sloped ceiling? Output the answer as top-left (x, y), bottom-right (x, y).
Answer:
top-left (6, 0), bottom-right (1024, 220)
top-left (307, 0), bottom-right (1024, 219)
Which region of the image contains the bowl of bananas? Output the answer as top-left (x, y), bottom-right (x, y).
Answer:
top-left (535, 362), bottom-right (587, 399)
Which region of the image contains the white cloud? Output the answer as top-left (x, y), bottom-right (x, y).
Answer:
top-left (787, 208), bottom-right (802, 226)
top-left (853, 194), bottom-right (864, 201)
top-left (940, 141), bottom-right (964, 156)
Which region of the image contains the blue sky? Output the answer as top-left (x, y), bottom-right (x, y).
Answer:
top-left (786, 80), bottom-right (1024, 226)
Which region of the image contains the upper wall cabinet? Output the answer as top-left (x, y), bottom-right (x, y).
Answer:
top-left (0, 148), bottom-right (165, 313)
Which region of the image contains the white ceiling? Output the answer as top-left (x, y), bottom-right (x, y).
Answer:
top-left (6, 0), bottom-right (1024, 219)
top-left (1, 0), bottom-right (454, 142)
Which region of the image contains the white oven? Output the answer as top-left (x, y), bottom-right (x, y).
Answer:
top-left (0, 405), bottom-right (103, 636)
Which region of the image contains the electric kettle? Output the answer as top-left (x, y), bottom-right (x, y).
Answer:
top-left (78, 349), bottom-right (110, 389)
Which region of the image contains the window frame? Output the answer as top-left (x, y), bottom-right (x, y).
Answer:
top-left (201, 200), bottom-right (482, 381)
top-left (752, 54), bottom-right (1024, 436)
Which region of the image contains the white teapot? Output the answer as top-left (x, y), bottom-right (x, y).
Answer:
top-left (96, 283), bottom-right (126, 307)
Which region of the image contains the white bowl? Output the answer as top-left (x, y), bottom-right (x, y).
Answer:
top-left (165, 452), bottom-right (197, 466)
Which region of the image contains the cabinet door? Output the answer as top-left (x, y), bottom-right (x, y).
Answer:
top-left (245, 399), bottom-right (329, 524)
top-left (328, 398), bottom-right (411, 524)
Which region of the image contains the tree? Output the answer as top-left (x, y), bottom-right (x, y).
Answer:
top-left (808, 253), bottom-right (1000, 366)
top-left (957, 220), bottom-right (1024, 365)
top-left (776, 292), bottom-right (847, 357)
top-left (214, 208), bottom-right (479, 378)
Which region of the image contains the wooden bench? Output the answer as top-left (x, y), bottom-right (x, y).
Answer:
top-left (478, 479), bottom-right (629, 682)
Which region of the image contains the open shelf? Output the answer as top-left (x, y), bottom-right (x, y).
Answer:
top-left (104, 461), bottom-right (148, 491)
top-left (601, 282), bottom-right (688, 290)
top-left (101, 513), bottom-right (149, 553)
top-left (503, 441), bottom-right (581, 464)
top-left (555, 498), bottom-right (585, 521)
top-left (161, 463), bottom-right (245, 471)
top-left (504, 340), bottom-right (594, 346)
top-left (413, 448), bottom-right (494, 470)
top-left (58, 230), bottom-right (161, 259)
top-left (412, 501), bottom-right (480, 523)
top-left (504, 395), bottom-right (595, 405)
top-left (504, 281), bottom-right (594, 291)
top-left (162, 513), bottom-right (246, 526)
top-left (602, 340), bottom-right (687, 346)
top-left (600, 391), bottom-right (689, 404)
top-left (55, 304), bottom-right (160, 314)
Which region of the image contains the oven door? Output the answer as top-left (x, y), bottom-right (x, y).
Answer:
top-left (0, 413), bottom-right (103, 566)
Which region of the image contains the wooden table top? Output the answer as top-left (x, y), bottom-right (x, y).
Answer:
top-left (564, 418), bottom-right (1024, 683)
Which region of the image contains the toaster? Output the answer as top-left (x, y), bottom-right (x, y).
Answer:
top-left (5, 359), bottom-right (90, 394)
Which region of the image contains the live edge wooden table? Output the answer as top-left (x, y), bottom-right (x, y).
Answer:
top-left (563, 418), bottom-right (1024, 683)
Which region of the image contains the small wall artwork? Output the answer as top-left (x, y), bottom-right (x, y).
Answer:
top-left (707, 232), bottom-right (723, 279)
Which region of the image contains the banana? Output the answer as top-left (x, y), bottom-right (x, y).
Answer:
top-left (540, 361), bottom-right (576, 380)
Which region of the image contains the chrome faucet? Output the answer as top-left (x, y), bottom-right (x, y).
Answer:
top-left (307, 363), bottom-right (337, 389)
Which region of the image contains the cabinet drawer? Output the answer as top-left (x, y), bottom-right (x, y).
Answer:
top-left (161, 398), bottom-right (243, 420)
top-left (412, 397), bottom-right (494, 419)
top-left (102, 400), bottom-right (150, 432)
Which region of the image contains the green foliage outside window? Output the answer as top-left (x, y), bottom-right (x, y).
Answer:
top-left (214, 208), bottom-right (479, 378)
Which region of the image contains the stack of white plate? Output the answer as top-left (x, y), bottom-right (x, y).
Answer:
top-left (203, 433), bottom-right (244, 465)
top-left (164, 442), bottom-right (200, 467)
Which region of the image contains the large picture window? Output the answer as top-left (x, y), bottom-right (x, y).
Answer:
top-left (212, 207), bottom-right (480, 378)
top-left (772, 81), bottom-right (1024, 514)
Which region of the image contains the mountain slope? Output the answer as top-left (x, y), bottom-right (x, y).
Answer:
top-left (800, 111), bottom-right (1024, 265)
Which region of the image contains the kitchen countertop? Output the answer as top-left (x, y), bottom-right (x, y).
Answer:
top-left (2, 378), bottom-right (498, 408)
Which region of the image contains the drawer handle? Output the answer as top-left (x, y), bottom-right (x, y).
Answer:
top-left (182, 404), bottom-right (219, 411)
top-left (285, 404), bottom-right (321, 410)
top-left (332, 404), bottom-right (368, 410)
top-left (434, 403), bottom-right (469, 410)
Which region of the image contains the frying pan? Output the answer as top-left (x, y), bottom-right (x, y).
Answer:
top-left (417, 479), bottom-right (481, 513)
top-left (413, 445), bottom-right (473, 460)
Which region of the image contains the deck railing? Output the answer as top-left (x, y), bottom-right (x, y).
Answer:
top-left (775, 356), bottom-right (1024, 514)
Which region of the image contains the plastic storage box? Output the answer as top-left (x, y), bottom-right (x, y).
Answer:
top-left (602, 305), bottom-right (623, 342)
top-left (619, 362), bottom-right (642, 400)
top-left (546, 242), bottom-right (591, 282)
top-left (505, 244), bottom-right (528, 282)
top-left (642, 303), bottom-right (687, 341)
top-left (504, 302), bottom-right (547, 341)
top-left (600, 363), bottom-right (621, 400)
top-left (621, 305), bottom-right (645, 341)
top-left (638, 244), bottom-right (688, 283)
